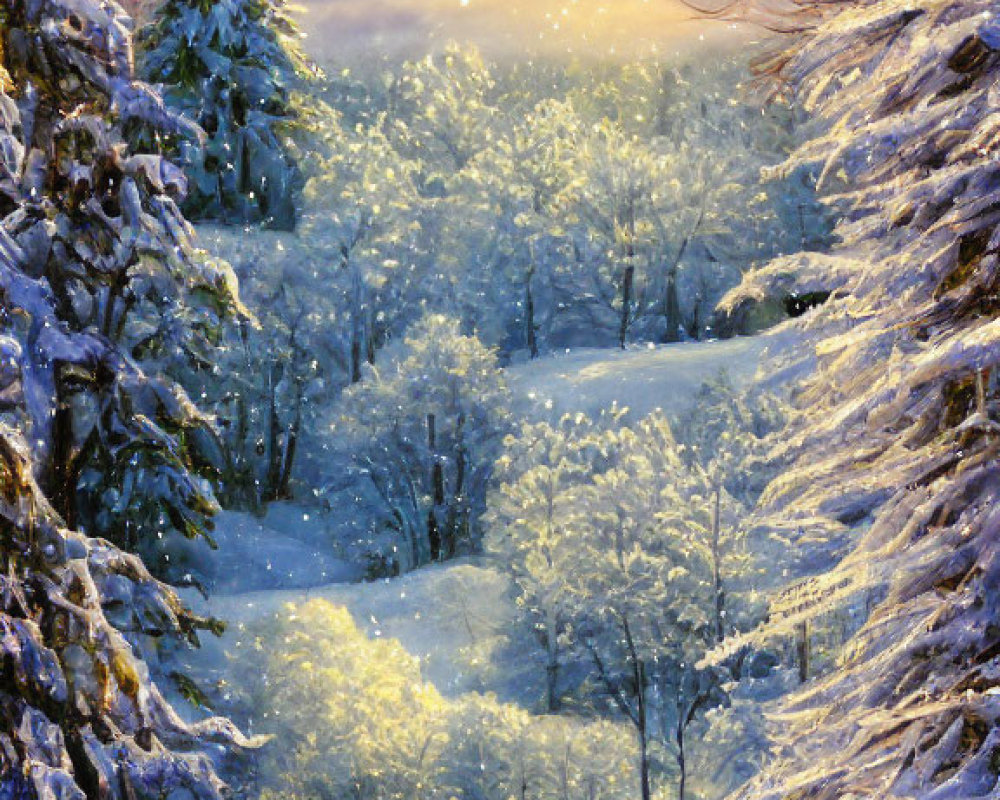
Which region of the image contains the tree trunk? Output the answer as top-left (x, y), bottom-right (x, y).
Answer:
top-left (545, 607), bottom-right (561, 712)
top-left (49, 362), bottom-right (76, 525)
top-left (664, 270), bottom-right (681, 343)
top-left (427, 413), bottom-right (443, 561)
top-left (525, 270), bottom-right (539, 359)
top-left (432, 459), bottom-right (446, 557)
top-left (638, 718), bottom-right (651, 800)
top-left (676, 715), bottom-right (688, 800)
top-left (276, 377), bottom-right (303, 500)
top-left (263, 361), bottom-right (284, 503)
top-left (350, 331), bottom-right (362, 384)
top-left (447, 429), bottom-right (467, 557)
top-left (622, 616), bottom-right (651, 800)
top-left (796, 621), bottom-right (811, 683)
top-left (229, 319), bottom-right (258, 510)
top-left (365, 306), bottom-right (376, 366)
top-left (688, 295), bottom-right (703, 341)
top-left (711, 482), bottom-right (725, 644)
top-left (350, 266), bottom-right (366, 383)
top-left (619, 264), bottom-right (634, 350)
top-left (619, 199), bottom-right (636, 350)
top-left (237, 394), bottom-right (256, 509)
top-left (663, 198), bottom-right (707, 343)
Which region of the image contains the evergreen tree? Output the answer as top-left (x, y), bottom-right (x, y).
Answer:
top-left (0, 1), bottom-right (257, 796)
top-left (138, 0), bottom-right (309, 228)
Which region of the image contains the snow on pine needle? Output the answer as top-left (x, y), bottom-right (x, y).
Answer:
top-left (709, 2), bottom-right (1000, 799)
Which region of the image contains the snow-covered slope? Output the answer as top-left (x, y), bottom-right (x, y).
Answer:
top-left (179, 557), bottom-right (537, 702)
top-left (507, 335), bottom-right (771, 421)
top-left (186, 504), bottom-right (363, 593)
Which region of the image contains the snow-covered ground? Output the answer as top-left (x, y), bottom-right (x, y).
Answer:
top-left (183, 502), bottom-right (363, 593)
top-left (507, 336), bottom-right (769, 421)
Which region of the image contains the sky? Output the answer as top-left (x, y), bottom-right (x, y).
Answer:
top-left (290, 0), bottom-right (758, 65)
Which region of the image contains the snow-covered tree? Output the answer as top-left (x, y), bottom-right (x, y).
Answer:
top-left (695, 2), bottom-right (1000, 800)
top-left (563, 413), bottom-right (725, 800)
top-left (387, 44), bottom-right (498, 183)
top-left (446, 98), bottom-right (583, 355)
top-left (231, 597), bottom-right (639, 800)
top-left (2, 0), bottom-right (246, 582)
top-left (194, 227), bottom-right (344, 508)
top-left (555, 121), bottom-right (680, 348)
top-left (487, 409), bottom-right (733, 800)
top-left (138, 0), bottom-right (309, 228)
top-left (0, 1), bottom-right (257, 795)
top-left (334, 315), bottom-right (511, 570)
top-left (298, 109), bottom-right (422, 382)
top-left (549, 58), bottom-right (829, 345)
top-left (273, 47), bottom-right (825, 360)
top-left (674, 374), bottom-right (790, 641)
top-left (484, 411), bottom-right (622, 711)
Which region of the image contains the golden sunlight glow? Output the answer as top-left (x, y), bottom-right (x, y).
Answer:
top-left (293, 0), bottom-right (754, 63)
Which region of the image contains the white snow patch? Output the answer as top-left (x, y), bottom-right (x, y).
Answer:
top-left (199, 505), bottom-right (363, 593)
top-left (507, 336), bottom-right (772, 420)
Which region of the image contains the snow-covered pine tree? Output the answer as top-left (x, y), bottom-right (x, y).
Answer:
top-left (4, 0), bottom-right (246, 580)
top-left (0, 0), bottom-right (258, 796)
top-left (695, 1), bottom-right (1000, 798)
top-left (138, 0), bottom-right (309, 229)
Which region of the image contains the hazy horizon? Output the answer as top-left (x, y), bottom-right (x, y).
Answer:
top-left (290, 0), bottom-right (765, 66)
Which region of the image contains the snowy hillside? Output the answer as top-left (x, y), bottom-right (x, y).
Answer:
top-left (507, 335), bottom-right (769, 420)
top-left (179, 557), bottom-right (530, 699)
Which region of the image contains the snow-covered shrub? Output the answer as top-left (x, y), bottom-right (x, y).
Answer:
top-left (231, 598), bottom-right (639, 800)
top-left (332, 315), bottom-right (511, 571)
top-left (138, 0), bottom-right (309, 228)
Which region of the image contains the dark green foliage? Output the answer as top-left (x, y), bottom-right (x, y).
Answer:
top-left (139, 0), bottom-right (309, 229)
